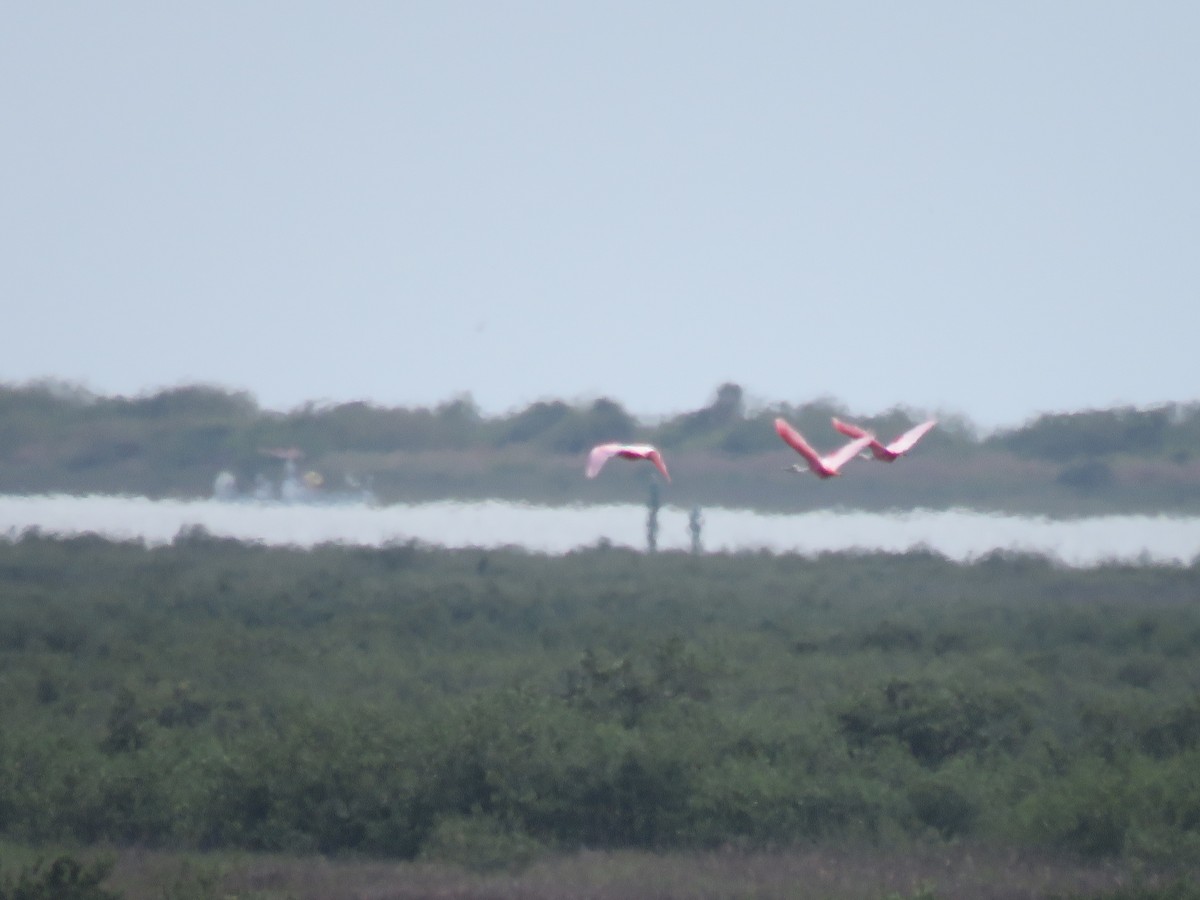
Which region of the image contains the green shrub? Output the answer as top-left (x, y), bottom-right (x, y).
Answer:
top-left (837, 677), bottom-right (1032, 767)
top-left (1014, 757), bottom-right (1132, 857)
top-left (907, 777), bottom-right (976, 838)
top-left (417, 813), bottom-right (544, 873)
top-left (0, 855), bottom-right (122, 900)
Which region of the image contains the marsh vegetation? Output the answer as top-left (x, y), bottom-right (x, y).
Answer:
top-left (1, 532), bottom-right (1199, 896)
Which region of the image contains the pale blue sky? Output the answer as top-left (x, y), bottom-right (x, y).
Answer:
top-left (3, 3), bottom-right (1197, 431)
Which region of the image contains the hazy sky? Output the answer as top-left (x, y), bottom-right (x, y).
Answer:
top-left (3, 3), bottom-right (1197, 431)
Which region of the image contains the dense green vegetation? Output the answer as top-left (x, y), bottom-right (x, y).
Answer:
top-left (2, 531), bottom-right (1199, 878)
top-left (3, 380), bottom-right (1200, 514)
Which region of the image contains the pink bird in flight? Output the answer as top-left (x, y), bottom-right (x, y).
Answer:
top-left (586, 443), bottom-right (671, 483)
top-left (774, 418), bottom-right (872, 478)
top-left (831, 417), bottom-right (937, 462)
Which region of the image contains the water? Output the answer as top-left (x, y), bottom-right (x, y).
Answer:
top-left (2, 494), bottom-right (1198, 567)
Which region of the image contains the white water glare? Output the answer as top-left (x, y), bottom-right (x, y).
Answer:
top-left (1, 495), bottom-right (1198, 568)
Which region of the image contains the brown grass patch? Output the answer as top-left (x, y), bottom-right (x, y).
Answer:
top-left (102, 844), bottom-right (1197, 900)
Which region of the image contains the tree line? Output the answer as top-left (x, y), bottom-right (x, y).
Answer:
top-left (1, 379), bottom-right (1199, 513)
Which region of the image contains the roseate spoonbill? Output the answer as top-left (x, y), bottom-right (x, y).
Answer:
top-left (774, 418), bottom-right (873, 478)
top-left (831, 417), bottom-right (937, 462)
top-left (586, 443), bottom-right (671, 483)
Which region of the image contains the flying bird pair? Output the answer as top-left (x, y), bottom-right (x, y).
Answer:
top-left (584, 418), bottom-right (935, 483)
top-left (774, 418), bottom-right (871, 478)
top-left (777, 416), bottom-right (938, 477)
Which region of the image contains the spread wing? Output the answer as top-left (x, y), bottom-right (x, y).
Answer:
top-left (585, 443), bottom-right (622, 478)
top-left (824, 435), bottom-right (874, 472)
top-left (886, 420), bottom-right (937, 455)
top-left (646, 448), bottom-right (671, 483)
top-left (774, 418), bottom-right (821, 468)
top-left (831, 417), bottom-right (870, 440)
